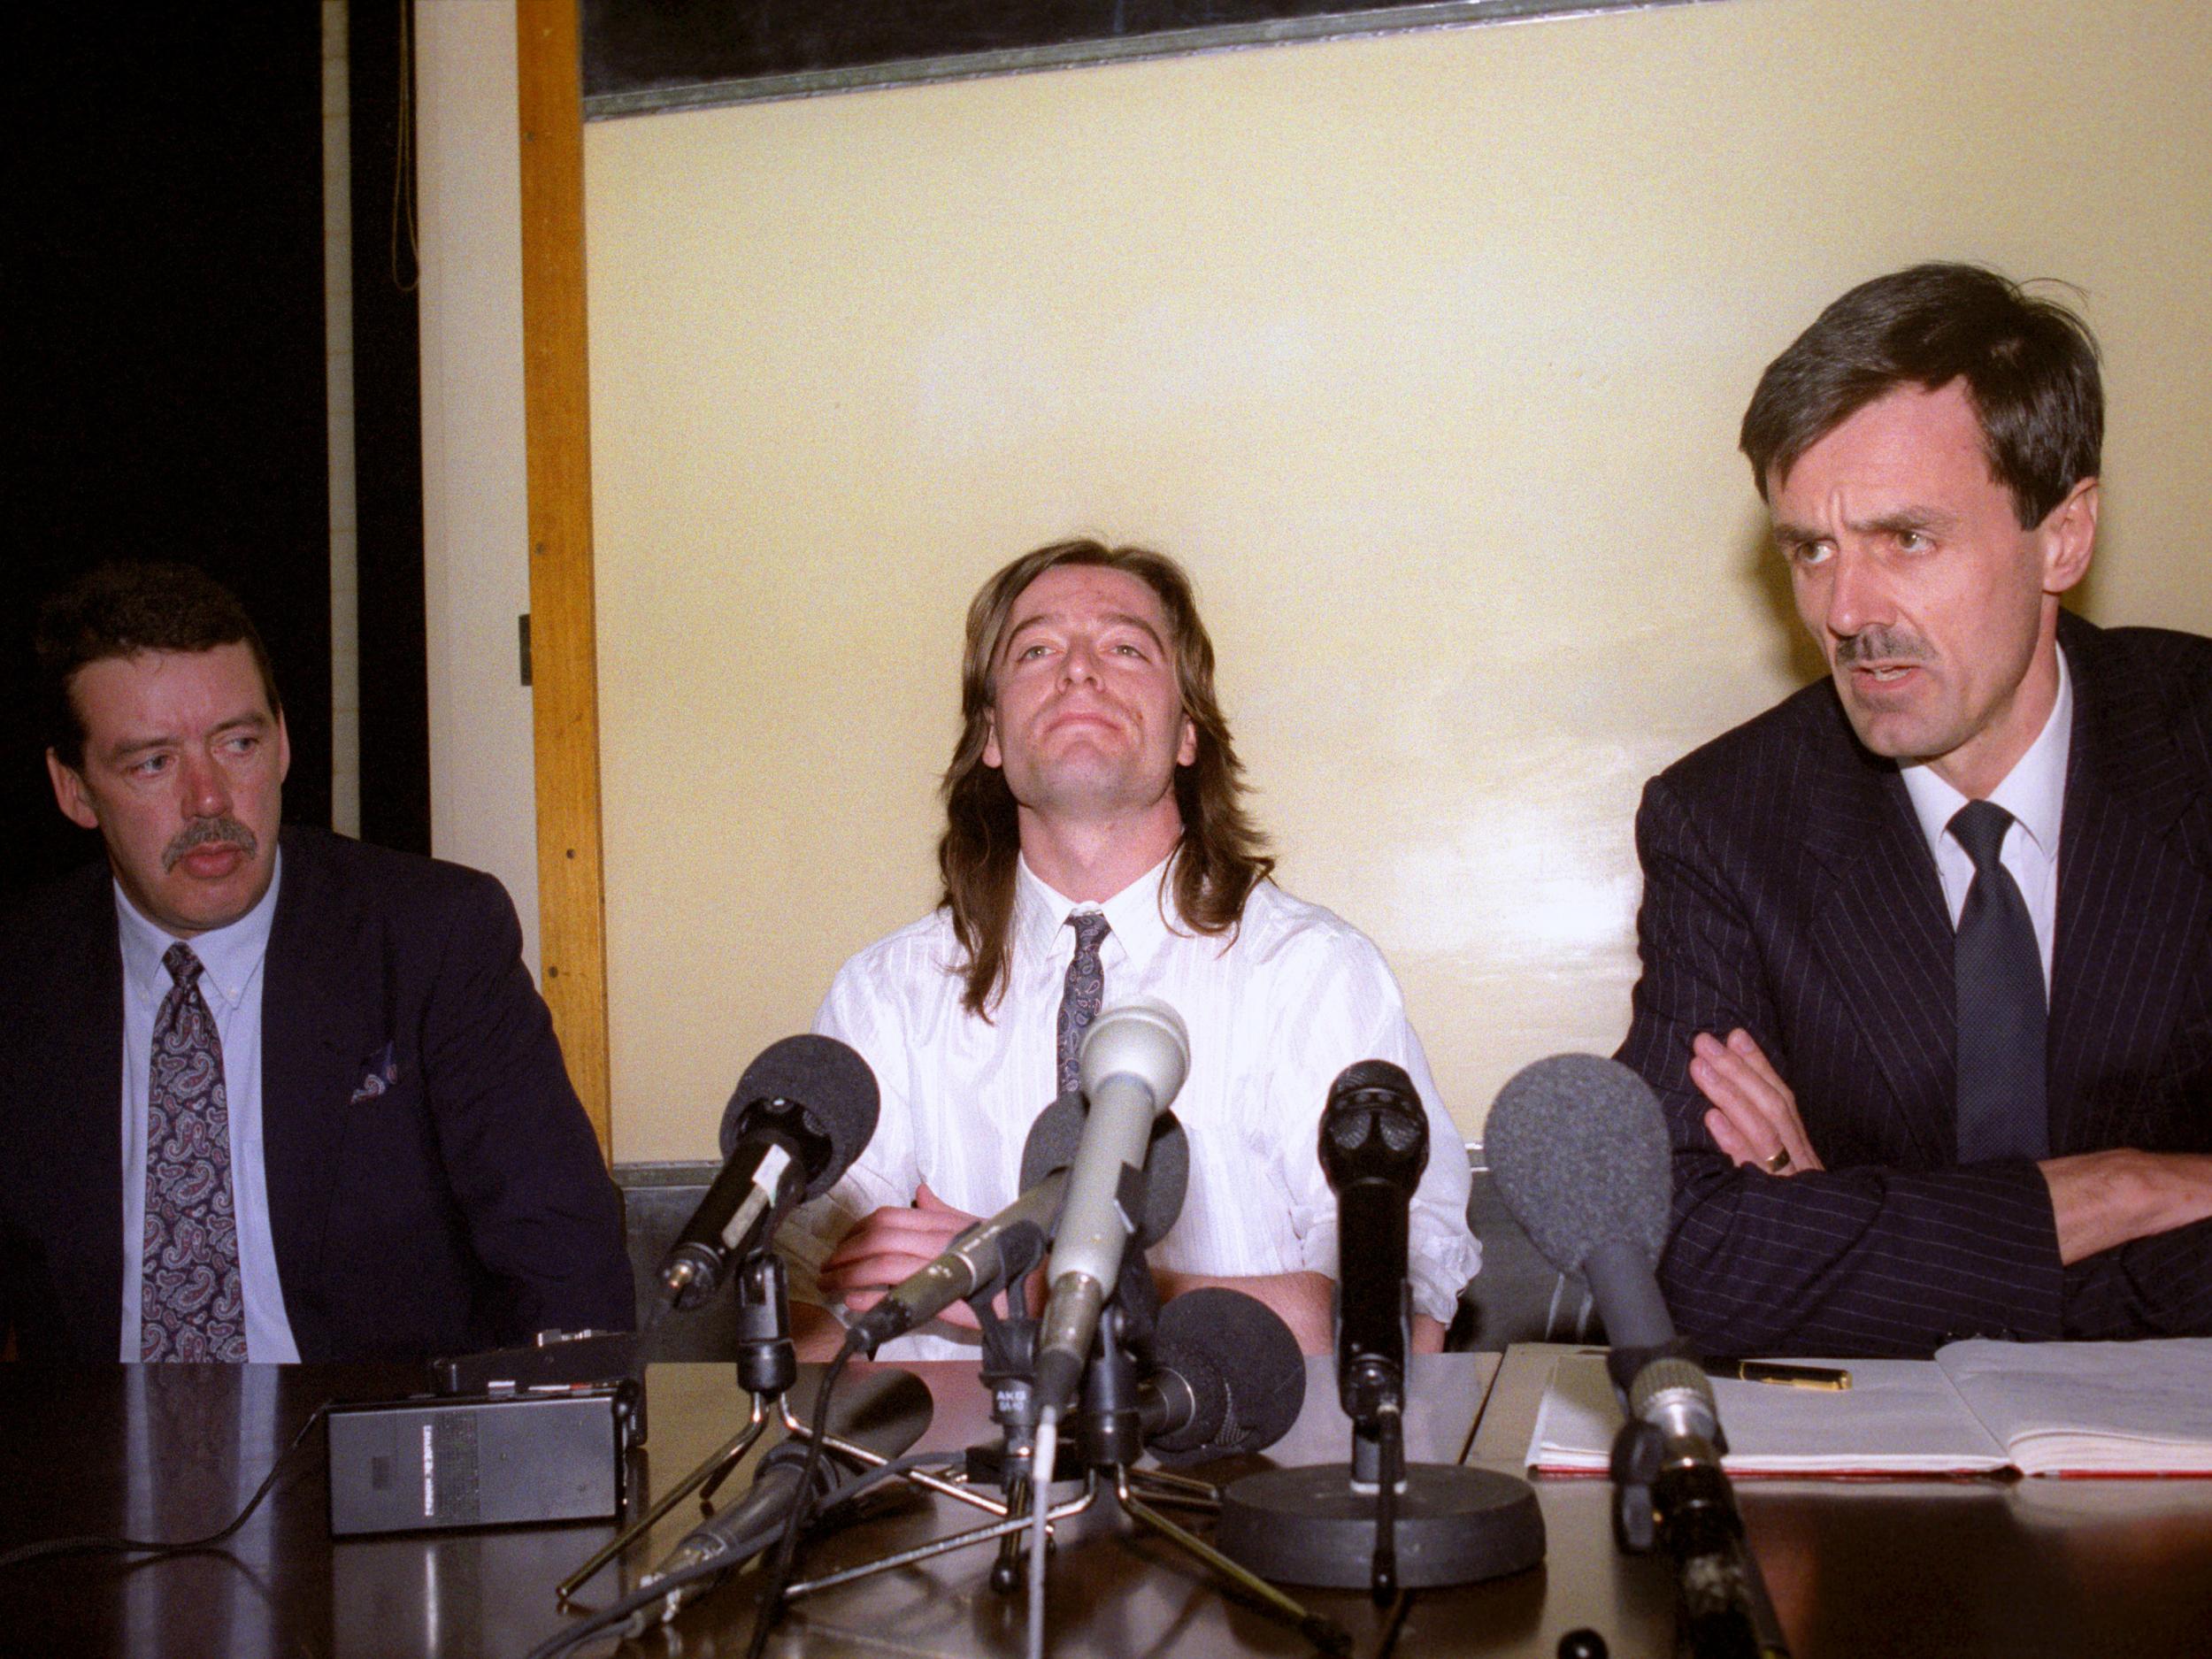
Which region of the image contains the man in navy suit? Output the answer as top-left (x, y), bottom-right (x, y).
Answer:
top-left (0, 562), bottom-right (633, 1362)
top-left (1620, 265), bottom-right (2212, 1357)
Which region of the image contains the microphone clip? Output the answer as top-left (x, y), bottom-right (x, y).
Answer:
top-left (1609, 1416), bottom-right (1663, 1554)
top-left (733, 1248), bottom-right (799, 1400)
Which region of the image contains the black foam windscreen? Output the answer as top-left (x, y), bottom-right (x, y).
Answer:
top-left (1148, 1287), bottom-right (1306, 1463)
top-left (1318, 1057), bottom-right (1430, 1193)
top-left (1485, 1053), bottom-right (1671, 1279)
top-left (1018, 1092), bottom-right (1189, 1248)
top-left (718, 1034), bottom-right (881, 1200)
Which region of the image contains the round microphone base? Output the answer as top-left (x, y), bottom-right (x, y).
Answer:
top-left (1216, 1463), bottom-right (1545, 1588)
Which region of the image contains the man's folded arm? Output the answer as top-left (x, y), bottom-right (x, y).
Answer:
top-left (1623, 778), bottom-right (2067, 1356)
top-left (1657, 1150), bottom-right (2066, 1355)
top-left (2051, 1147), bottom-right (2212, 1338)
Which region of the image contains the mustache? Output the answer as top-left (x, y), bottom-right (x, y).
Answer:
top-left (1833, 626), bottom-right (1932, 667)
top-left (163, 818), bottom-right (258, 872)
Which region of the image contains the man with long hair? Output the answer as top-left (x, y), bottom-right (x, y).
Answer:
top-left (790, 541), bottom-right (1476, 1360)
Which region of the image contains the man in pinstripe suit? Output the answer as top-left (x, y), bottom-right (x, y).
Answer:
top-left (1619, 265), bottom-right (2212, 1357)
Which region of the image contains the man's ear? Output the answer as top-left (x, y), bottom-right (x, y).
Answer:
top-left (276, 710), bottom-right (292, 783)
top-left (981, 709), bottom-right (1002, 771)
top-left (1176, 713), bottom-right (1198, 768)
top-left (47, 750), bottom-right (100, 831)
top-left (2039, 476), bottom-right (2099, 595)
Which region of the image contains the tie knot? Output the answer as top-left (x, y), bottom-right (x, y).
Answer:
top-left (1948, 800), bottom-right (2015, 872)
top-left (161, 942), bottom-right (204, 991)
top-left (1069, 911), bottom-right (1110, 955)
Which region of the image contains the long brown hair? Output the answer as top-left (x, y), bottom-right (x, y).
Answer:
top-left (939, 540), bottom-right (1273, 1017)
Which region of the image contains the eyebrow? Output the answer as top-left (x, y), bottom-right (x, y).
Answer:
top-left (106, 710), bottom-right (272, 763)
top-left (1774, 505), bottom-right (1960, 547)
top-left (1001, 610), bottom-right (1168, 656)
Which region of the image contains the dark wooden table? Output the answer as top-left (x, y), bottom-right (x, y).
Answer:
top-left (4, 1348), bottom-right (2208, 1658)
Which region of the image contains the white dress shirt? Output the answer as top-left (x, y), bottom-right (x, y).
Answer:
top-left (116, 856), bottom-right (299, 1362)
top-left (788, 854), bottom-right (1479, 1361)
top-left (1900, 646), bottom-right (2072, 992)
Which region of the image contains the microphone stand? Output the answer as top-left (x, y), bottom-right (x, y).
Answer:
top-left (1358, 1401), bottom-right (1404, 1602)
top-left (1603, 1341), bottom-right (1789, 1659)
top-left (1065, 1303), bottom-right (1350, 1656)
top-left (726, 1233), bottom-right (1082, 1617)
top-left (557, 1250), bottom-right (1000, 1605)
top-left (745, 1271), bottom-right (1349, 1658)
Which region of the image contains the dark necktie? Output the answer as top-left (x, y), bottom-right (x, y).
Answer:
top-left (1950, 802), bottom-right (2048, 1163)
top-left (142, 942), bottom-right (249, 1362)
top-left (1056, 911), bottom-right (1112, 1097)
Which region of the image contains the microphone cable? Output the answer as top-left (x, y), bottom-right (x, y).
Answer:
top-left (1025, 1407), bottom-right (1059, 1659)
top-left (741, 1334), bottom-right (860, 1659)
top-left (0, 1397), bottom-right (334, 1571)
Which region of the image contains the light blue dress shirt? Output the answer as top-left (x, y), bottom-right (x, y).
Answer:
top-left (115, 853), bottom-right (300, 1362)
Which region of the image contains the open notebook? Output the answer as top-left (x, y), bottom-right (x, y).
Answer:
top-left (1527, 1338), bottom-right (2212, 1478)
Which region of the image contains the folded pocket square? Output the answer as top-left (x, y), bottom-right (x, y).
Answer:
top-left (352, 1041), bottom-right (400, 1104)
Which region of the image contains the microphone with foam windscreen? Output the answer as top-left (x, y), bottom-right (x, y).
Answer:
top-left (1017, 1087), bottom-right (1189, 1244)
top-left (638, 1365), bottom-right (932, 1617)
top-left (1316, 1059), bottom-right (1429, 1600)
top-left (1486, 1055), bottom-right (1787, 1659)
top-left (1033, 998), bottom-right (1190, 1415)
top-left (658, 1035), bottom-right (880, 1310)
top-left (1317, 1059), bottom-right (1429, 1427)
top-left (1483, 1052), bottom-right (1672, 1350)
top-left (1217, 1060), bottom-right (1544, 1596)
top-left (1141, 1287), bottom-right (1306, 1464)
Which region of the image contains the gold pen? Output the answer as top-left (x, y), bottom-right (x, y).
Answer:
top-left (1708, 1359), bottom-right (1852, 1391)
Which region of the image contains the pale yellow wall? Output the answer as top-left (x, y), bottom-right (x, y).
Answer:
top-left (584, 0), bottom-right (2212, 1163)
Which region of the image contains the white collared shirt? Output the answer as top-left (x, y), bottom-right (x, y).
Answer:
top-left (1899, 647), bottom-right (2073, 991)
top-left (116, 855), bottom-right (300, 1362)
top-left (787, 854), bottom-right (1479, 1361)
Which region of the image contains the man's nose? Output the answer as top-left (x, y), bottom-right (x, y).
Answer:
top-left (1823, 546), bottom-right (1891, 641)
top-left (178, 749), bottom-right (232, 818)
top-left (1059, 640), bottom-right (1103, 686)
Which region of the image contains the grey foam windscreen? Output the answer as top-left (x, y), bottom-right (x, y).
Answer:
top-left (719, 1034), bottom-right (881, 1199)
top-left (1485, 1053), bottom-right (1671, 1278)
top-left (1148, 1286), bottom-right (1306, 1463)
top-left (1018, 1092), bottom-right (1190, 1248)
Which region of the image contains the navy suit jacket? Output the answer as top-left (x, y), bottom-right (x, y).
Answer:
top-left (1, 826), bottom-right (634, 1363)
top-left (1618, 613), bottom-right (2212, 1356)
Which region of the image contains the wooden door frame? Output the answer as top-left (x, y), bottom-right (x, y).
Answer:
top-left (514, 0), bottom-right (612, 1156)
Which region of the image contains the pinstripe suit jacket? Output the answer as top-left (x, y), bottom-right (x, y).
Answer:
top-left (1617, 612), bottom-right (2212, 1357)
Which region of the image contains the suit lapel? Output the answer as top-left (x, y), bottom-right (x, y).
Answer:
top-left (260, 830), bottom-right (385, 1356)
top-left (1800, 702), bottom-right (1957, 1165)
top-left (2047, 617), bottom-right (2212, 1152)
top-left (41, 870), bottom-right (128, 1348)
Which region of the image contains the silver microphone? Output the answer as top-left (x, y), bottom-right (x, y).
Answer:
top-left (843, 1171), bottom-right (1069, 1352)
top-left (1033, 998), bottom-right (1189, 1412)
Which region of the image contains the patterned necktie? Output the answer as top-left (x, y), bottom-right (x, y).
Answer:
top-left (1950, 802), bottom-right (2049, 1163)
top-left (142, 942), bottom-right (248, 1362)
top-left (1056, 912), bottom-right (1112, 1097)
